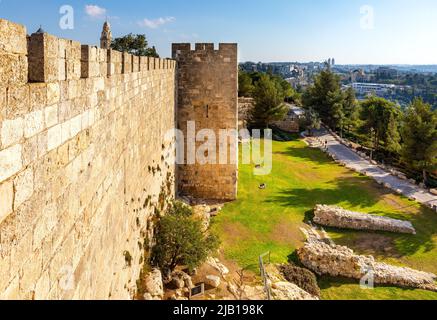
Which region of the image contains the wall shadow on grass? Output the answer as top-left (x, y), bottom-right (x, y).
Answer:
top-left (267, 176), bottom-right (382, 210)
top-left (276, 145), bottom-right (333, 166)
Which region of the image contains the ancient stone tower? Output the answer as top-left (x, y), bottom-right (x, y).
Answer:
top-left (173, 43), bottom-right (238, 201)
top-left (100, 21), bottom-right (112, 49)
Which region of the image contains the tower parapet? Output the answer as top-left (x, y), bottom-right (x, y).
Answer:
top-left (172, 43), bottom-right (238, 201)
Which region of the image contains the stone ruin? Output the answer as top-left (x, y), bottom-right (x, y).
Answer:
top-left (298, 241), bottom-right (437, 292)
top-left (313, 205), bottom-right (416, 235)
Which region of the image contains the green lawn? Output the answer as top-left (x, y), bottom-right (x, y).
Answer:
top-left (212, 137), bottom-right (437, 300)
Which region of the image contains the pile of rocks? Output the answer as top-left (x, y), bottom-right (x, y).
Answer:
top-left (206, 257), bottom-right (230, 276)
top-left (143, 269), bottom-right (164, 300)
top-left (298, 241), bottom-right (437, 292)
top-left (263, 264), bottom-right (319, 300)
top-left (313, 205), bottom-right (416, 235)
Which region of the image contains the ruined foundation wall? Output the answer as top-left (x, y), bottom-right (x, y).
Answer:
top-left (0, 19), bottom-right (176, 300)
top-left (173, 43), bottom-right (238, 200)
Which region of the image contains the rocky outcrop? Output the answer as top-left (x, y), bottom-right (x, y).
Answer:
top-left (271, 282), bottom-right (319, 301)
top-left (143, 269), bottom-right (164, 299)
top-left (206, 257), bottom-right (230, 276)
top-left (313, 205), bottom-right (416, 234)
top-left (170, 270), bottom-right (193, 290)
top-left (298, 241), bottom-right (437, 292)
top-left (205, 275), bottom-right (221, 288)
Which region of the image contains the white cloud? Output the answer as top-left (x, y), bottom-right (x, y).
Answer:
top-left (138, 17), bottom-right (175, 29)
top-left (85, 5), bottom-right (107, 18)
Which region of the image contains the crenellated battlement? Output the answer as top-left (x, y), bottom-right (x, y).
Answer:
top-left (0, 19), bottom-right (175, 88)
top-left (172, 42), bottom-right (237, 59)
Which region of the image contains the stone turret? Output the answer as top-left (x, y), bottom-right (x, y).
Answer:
top-left (100, 20), bottom-right (112, 49)
top-left (173, 43), bottom-right (239, 201)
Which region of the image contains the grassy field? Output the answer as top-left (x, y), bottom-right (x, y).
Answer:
top-left (212, 137), bottom-right (437, 300)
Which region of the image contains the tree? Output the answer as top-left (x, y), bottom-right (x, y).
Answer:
top-left (250, 74), bottom-right (288, 128)
top-left (301, 107), bottom-right (321, 136)
top-left (238, 70), bottom-right (255, 97)
top-left (360, 96), bottom-right (401, 153)
top-left (151, 201), bottom-right (220, 273)
top-left (144, 46), bottom-right (159, 58)
top-left (342, 87), bottom-right (359, 135)
top-left (302, 67), bottom-right (345, 129)
top-left (401, 98), bottom-right (437, 184)
top-left (111, 33), bottom-right (159, 57)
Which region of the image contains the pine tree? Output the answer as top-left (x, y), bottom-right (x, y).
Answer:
top-left (360, 96), bottom-right (401, 153)
top-left (401, 98), bottom-right (437, 184)
top-left (238, 70), bottom-right (255, 97)
top-left (250, 74), bottom-right (288, 128)
top-left (302, 67), bottom-right (345, 129)
top-left (342, 87), bottom-right (359, 135)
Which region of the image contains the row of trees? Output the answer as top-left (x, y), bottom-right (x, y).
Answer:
top-left (238, 70), bottom-right (300, 128)
top-left (302, 66), bottom-right (437, 184)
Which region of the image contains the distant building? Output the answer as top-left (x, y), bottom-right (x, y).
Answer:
top-left (100, 20), bottom-right (112, 49)
top-left (271, 104), bottom-right (305, 133)
top-left (350, 82), bottom-right (396, 95)
top-left (350, 69), bottom-right (367, 83)
top-left (376, 67), bottom-right (398, 79)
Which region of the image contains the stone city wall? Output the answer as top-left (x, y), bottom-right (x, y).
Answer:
top-left (0, 19), bottom-right (176, 299)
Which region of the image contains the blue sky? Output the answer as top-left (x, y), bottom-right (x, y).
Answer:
top-left (1, 0), bottom-right (436, 64)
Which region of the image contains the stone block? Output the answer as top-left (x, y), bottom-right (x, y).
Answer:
top-left (34, 270), bottom-right (51, 300)
top-left (47, 83), bottom-right (61, 105)
top-left (44, 104), bottom-right (58, 128)
top-left (1, 117), bottom-right (24, 148)
top-left (19, 249), bottom-right (43, 293)
top-left (67, 40), bottom-right (81, 61)
top-left (0, 276), bottom-right (19, 300)
top-left (122, 52), bottom-right (132, 74)
top-left (29, 83), bottom-right (48, 111)
top-left (58, 59), bottom-right (66, 81)
top-left (81, 45), bottom-right (99, 78)
top-left (0, 144), bottom-right (22, 183)
top-left (22, 135), bottom-right (38, 166)
top-left (0, 53), bottom-right (28, 86)
top-left (28, 33), bottom-right (60, 82)
top-left (14, 167), bottom-right (34, 208)
top-left (66, 59), bottom-right (81, 80)
top-left (24, 110), bottom-right (44, 138)
top-left (10, 230), bottom-right (32, 277)
top-left (0, 19), bottom-right (27, 55)
top-left (0, 179), bottom-right (14, 223)
top-left (47, 124), bottom-right (62, 151)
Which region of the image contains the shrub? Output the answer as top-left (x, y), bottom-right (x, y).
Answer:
top-left (279, 264), bottom-right (321, 297)
top-left (151, 201), bottom-right (220, 273)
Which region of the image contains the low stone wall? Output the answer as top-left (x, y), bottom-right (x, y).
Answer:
top-left (298, 241), bottom-right (437, 292)
top-left (313, 205), bottom-right (416, 235)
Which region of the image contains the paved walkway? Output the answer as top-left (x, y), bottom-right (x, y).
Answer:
top-left (310, 128), bottom-right (437, 210)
